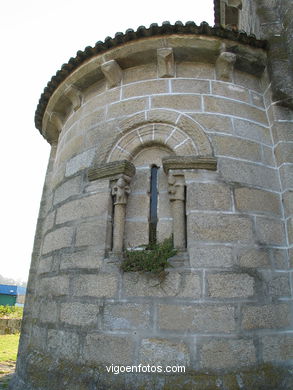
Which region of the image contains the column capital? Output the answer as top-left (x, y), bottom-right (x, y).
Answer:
top-left (112, 175), bottom-right (131, 205)
top-left (168, 174), bottom-right (185, 202)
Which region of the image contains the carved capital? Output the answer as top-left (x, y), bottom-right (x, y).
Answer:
top-left (168, 174), bottom-right (185, 202)
top-left (112, 175), bottom-right (131, 205)
top-left (101, 60), bottom-right (122, 88)
top-left (157, 48), bottom-right (175, 78)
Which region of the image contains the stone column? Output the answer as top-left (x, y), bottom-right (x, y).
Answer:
top-left (112, 175), bottom-right (131, 253)
top-left (168, 174), bottom-right (186, 250)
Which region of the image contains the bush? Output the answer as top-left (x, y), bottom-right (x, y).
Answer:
top-left (121, 237), bottom-right (177, 273)
top-left (0, 306), bottom-right (23, 319)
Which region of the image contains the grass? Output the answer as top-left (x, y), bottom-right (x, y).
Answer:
top-left (0, 334), bottom-right (20, 363)
top-left (121, 237), bottom-right (177, 273)
top-left (0, 306), bottom-right (23, 319)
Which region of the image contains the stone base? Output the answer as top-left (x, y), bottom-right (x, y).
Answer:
top-left (10, 350), bottom-right (293, 390)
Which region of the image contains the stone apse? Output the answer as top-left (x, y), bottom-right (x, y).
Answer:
top-left (11, 7), bottom-right (293, 390)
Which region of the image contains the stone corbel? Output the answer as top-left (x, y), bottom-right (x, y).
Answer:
top-left (157, 48), bottom-right (175, 78)
top-left (64, 85), bottom-right (83, 111)
top-left (101, 60), bottom-right (122, 88)
top-left (215, 51), bottom-right (236, 82)
top-left (48, 111), bottom-right (63, 134)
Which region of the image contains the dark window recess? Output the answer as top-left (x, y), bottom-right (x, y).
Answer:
top-left (149, 165), bottom-right (159, 244)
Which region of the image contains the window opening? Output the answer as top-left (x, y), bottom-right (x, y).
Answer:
top-left (149, 165), bottom-right (159, 244)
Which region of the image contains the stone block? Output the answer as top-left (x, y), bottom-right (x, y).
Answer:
top-left (152, 94), bottom-right (201, 111)
top-left (158, 304), bottom-right (235, 333)
top-left (56, 193), bottom-right (109, 224)
top-left (75, 220), bottom-right (107, 247)
top-left (250, 91), bottom-right (265, 108)
top-left (234, 187), bottom-right (281, 216)
top-left (200, 338), bottom-right (256, 369)
top-left (60, 249), bottom-right (103, 270)
top-left (287, 217), bottom-right (293, 245)
top-left (242, 304), bottom-right (290, 330)
top-left (187, 213), bottom-right (253, 243)
top-left (123, 272), bottom-right (181, 297)
top-left (238, 249), bottom-right (270, 268)
top-left (37, 256), bottom-right (53, 274)
top-left (81, 88), bottom-right (120, 114)
top-left (191, 113), bottom-right (234, 134)
top-left (43, 211), bottom-right (55, 233)
top-left (265, 272), bottom-right (291, 297)
top-left (204, 96), bottom-right (267, 124)
top-left (212, 81), bottom-right (250, 102)
top-left (189, 246), bottom-right (233, 268)
top-left (42, 227), bottom-right (73, 254)
top-left (48, 329), bottom-right (79, 359)
top-left (103, 303), bottom-right (150, 330)
top-left (85, 122), bottom-right (117, 150)
top-left (234, 71), bottom-right (261, 92)
top-left (58, 135), bottom-right (84, 164)
top-left (262, 145), bottom-right (275, 166)
top-left (172, 79), bottom-right (210, 94)
top-left (125, 194), bottom-right (150, 219)
top-left (178, 273), bottom-right (202, 298)
top-left (107, 98), bottom-right (147, 119)
top-left (255, 217), bottom-right (285, 245)
top-left (233, 119), bottom-right (272, 145)
top-left (274, 142), bottom-right (293, 166)
top-left (39, 301), bottom-right (58, 323)
top-left (72, 274), bottom-right (118, 298)
top-left (60, 302), bottom-right (100, 326)
top-left (279, 164), bottom-right (293, 190)
top-left (122, 63), bottom-right (157, 84)
top-left (219, 158), bottom-right (280, 191)
top-left (187, 183), bottom-right (231, 211)
top-left (283, 191), bottom-right (293, 216)
top-left (79, 108), bottom-right (105, 132)
top-left (158, 192), bottom-right (172, 218)
top-left (272, 122), bottom-right (293, 143)
top-left (157, 219), bottom-right (173, 242)
top-left (212, 135), bottom-right (262, 162)
top-left (207, 273), bottom-right (254, 298)
top-left (83, 334), bottom-right (134, 364)
top-left (139, 338), bottom-right (190, 366)
top-left (123, 80), bottom-right (168, 99)
top-left (53, 176), bottom-right (81, 205)
top-left (38, 276), bottom-right (69, 297)
top-left (124, 220), bottom-right (149, 248)
top-left (65, 148), bottom-right (95, 177)
top-left (130, 168), bottom-right (150, 193)
top-left (262, 334), bottom-right (293, 362)
top-left (176, 62), bottom-right (215, 79)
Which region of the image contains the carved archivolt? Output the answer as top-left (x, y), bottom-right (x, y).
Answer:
top-left (106, 110), bottom-right (213, 162)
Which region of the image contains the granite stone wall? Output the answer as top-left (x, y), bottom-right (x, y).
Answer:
top-left (12, 25), bottom-right (293, 390)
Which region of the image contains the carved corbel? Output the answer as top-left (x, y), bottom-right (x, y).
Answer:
top-left (157, 48), bottom-right (175, 78)
top-left (65, 85), bottom-right (83, 111)
top-left (101, 60), bottom-right (122, 88)
top-left (49, 111), bottom-right (63, 133)
top-left (215, 51), bottom-right (236, 82)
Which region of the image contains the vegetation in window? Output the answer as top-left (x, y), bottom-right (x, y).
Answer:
top-left (121, 237), bottom-right (177, 274)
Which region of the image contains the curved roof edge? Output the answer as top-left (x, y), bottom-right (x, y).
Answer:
top-left (35, 21), bottom-right (268, 132)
